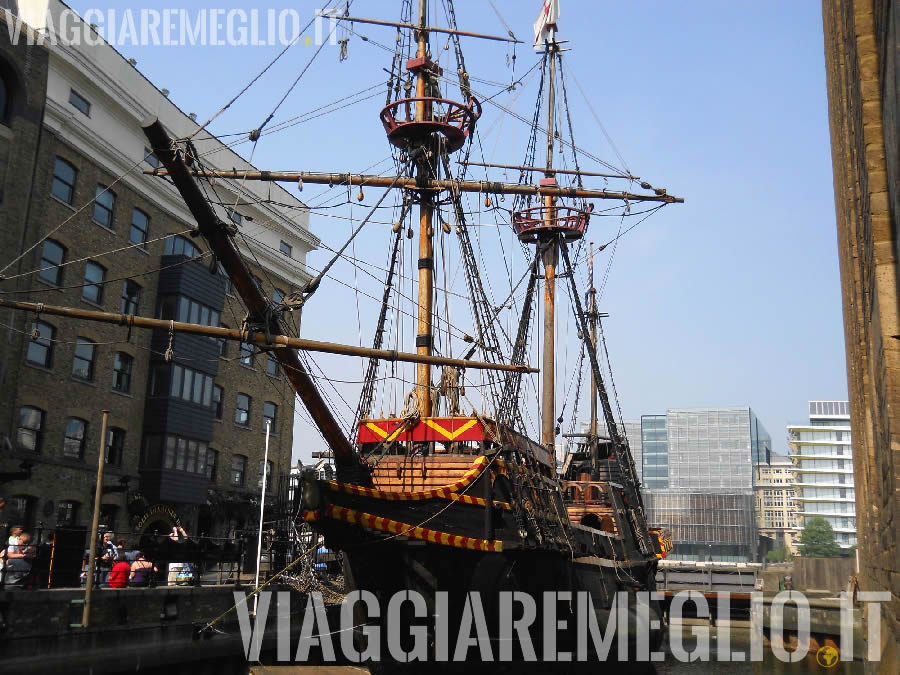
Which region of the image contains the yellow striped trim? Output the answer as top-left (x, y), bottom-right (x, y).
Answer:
top-left (324, 504), bottom-right (503, 553)
top-left (422, 418), bottom-right (479, 440)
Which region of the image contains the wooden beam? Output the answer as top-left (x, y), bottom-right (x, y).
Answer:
top-left (0, 298), bottom-right (537, 374)
top-left (336, 15), bottom-right (520, 43)
top-left (143, 168), bottom-right (684, 204)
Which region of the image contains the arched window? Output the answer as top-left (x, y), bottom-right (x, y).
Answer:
top-left (26, 321), bottom-right (54, 367)
top-left (63, 418), bottom-right (87, 459)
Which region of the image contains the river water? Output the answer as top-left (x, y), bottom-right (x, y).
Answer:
top-left (654, 626), bottom-right (863, 674)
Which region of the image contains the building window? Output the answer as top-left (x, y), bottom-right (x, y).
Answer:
top-left (112, 352), bottom-right (133, 393)
top-left (99, 504), bottom-right (118, 533)
top-left (17, 406), bottom-right (44, 452)
top-left (217, 264), bottom-right (233, 295)
top-left (235, 393), bottom-right (251, 426)
top-left (164, 235), bottom-right (201, 258)
top-left (212, 385), bottom-right (223, 420)
top-left (72, 338), bottom-right (96, 381)
top-left (130, 208), bottom-right (149, 246)
top-left (226, 208), bottom-right (242, 226)
top-left (82, 261), bottom-right (106, 304)
top-left (57, 500), bottom-right (79, 526)
top-left (169, 364), bottom-right (215, 408)
top-left (51, 157), bottom-right (77, 204)
top-left (106, 427), bottom-right (125, 465)
top-left (257, 460), bottom-right (274, 490)
top-left (143, 147), bottom-right (160, 169)
top-left (273, 288), bottom-right (285, 305)
top-left (263, 401), bottom-right (277, 430)
top-left (266, 353), bottom-right (279, 377)
top-left (206, 449), bottom-right (218, 481)
top-left (121, 280), bottom-right (141, 315)
top-left (68, 89), bottom-right (91, 115)
top-left (157, 435), bottom-right (209, 474)
top-left (92, 185), bottom-right (115, 228)
top-left (279, 241), bottom-right (292, 258)
top-left (217, 324), bottom-right (228, 358)
top-left (38, 239), bottom-right (66, 285)
top-left (26, 321), bottom-right (54, 367)
top-left (240, 342), bottom-right (254, 367)
top-left (230, 454), bottom-right (247, 486)
top-left (63, 418), bottom-right (87, 459)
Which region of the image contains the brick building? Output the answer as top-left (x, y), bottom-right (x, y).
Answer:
top-left (0, 3), bottom-right (317, 543)
top-left (822, 0), bottom-right (899, 666)
top-left (754, 455), bottom-right (799, 556)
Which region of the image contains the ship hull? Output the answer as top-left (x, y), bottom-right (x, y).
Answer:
top-left (304, 488), bottom-right (663, 665)
top-left (339, 541), bottom-right (663, 664)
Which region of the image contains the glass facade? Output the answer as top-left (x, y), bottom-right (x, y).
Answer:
top-left (641, 415), bottom-right (668, 488)
top-left (643, 490), bottom-right (757, 561)
top-left (639, 407), bottom-right (771, 561)
top-left (666, 408), bottom-right (764, 490)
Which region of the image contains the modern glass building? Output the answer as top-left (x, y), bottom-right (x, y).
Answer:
top-left (642, 490), bottom-right (757, 562)
top-left (639, 407), bottom-right (772, 561)
top-left (641, 415), bottom-right (668, 488)
top-left (666, 408), bottom-right (771, 490)
top-left (788, 401), bottom-right (857, 548)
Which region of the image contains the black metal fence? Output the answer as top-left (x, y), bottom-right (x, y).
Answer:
top-left (0, 527), bottom-right (316, 590)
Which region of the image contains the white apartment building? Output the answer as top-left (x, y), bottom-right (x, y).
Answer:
top-left (787, 401), bottom-right (857, 548)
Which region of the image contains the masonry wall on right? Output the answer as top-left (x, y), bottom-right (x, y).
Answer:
top-left (821, 0), bottom-right (899, 667)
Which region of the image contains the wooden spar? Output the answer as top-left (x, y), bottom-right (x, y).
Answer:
top-left (142, 169), bottom-right (684, 204)
top-left (414, 0), bottom-right (434, 417)
top-left (141, 117), bottom-right (360, 475)
top-left (541, 34), bottom-right (558, 452)
top-left (460, 161), bottom-right (638, 181)
top-left (335, 15), bottom-right (520, 43)
top-left (0, 298), bottom-right (538, 373)
top-left (588, 244), bottom-right (599, 472)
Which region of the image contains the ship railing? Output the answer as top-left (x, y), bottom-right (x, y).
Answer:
top-left (512, 205), bottom-right (589, 242)
top-left (380, 96), bottom-right (482, 152)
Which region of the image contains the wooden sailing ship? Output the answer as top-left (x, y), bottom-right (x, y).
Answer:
top-left (0, 0), bottom-right (680, 662)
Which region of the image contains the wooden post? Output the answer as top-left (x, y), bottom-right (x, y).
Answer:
top-left (540, 34), bottom-right (559, 452)
top-left (252, 420), bottom-right (271, 618)
top-left (414, 0), bottom-right (435, 418)
top-left (82, 409), bottom-right (110, 628)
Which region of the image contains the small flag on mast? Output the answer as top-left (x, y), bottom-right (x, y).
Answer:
top-left (533, 0), bottom-right (560, 48)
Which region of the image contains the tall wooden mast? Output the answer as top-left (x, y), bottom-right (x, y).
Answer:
top-left (414, 0), bottom-right (435, 417)
top-left (588, 243), bottom-right (601, 472)
top-left (540, 29), bottom-right (559, 451)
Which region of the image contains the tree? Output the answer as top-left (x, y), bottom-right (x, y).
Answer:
top-left (766, 546), bottom-right (790, 563)
top-left (798, 517), bottom-right (842, 557)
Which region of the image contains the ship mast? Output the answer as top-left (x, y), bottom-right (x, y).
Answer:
top-left (414, 0), bottom-right (435, 417)
top-left (587, 243), bottom-right (600, 471)
top-left (540, 26), bottom-right (559, 451)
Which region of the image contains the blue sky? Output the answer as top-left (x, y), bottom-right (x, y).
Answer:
top-left (65, 1), bottom-right (847, 459)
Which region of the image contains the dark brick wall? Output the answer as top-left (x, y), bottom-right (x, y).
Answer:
top-left (0, 20), bottom-right (298, 542)
top-left (0, 16), bottom-right (49, 454)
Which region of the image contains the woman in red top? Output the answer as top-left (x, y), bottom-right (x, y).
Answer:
top-left (107, 542), bottom-right (131, 589)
